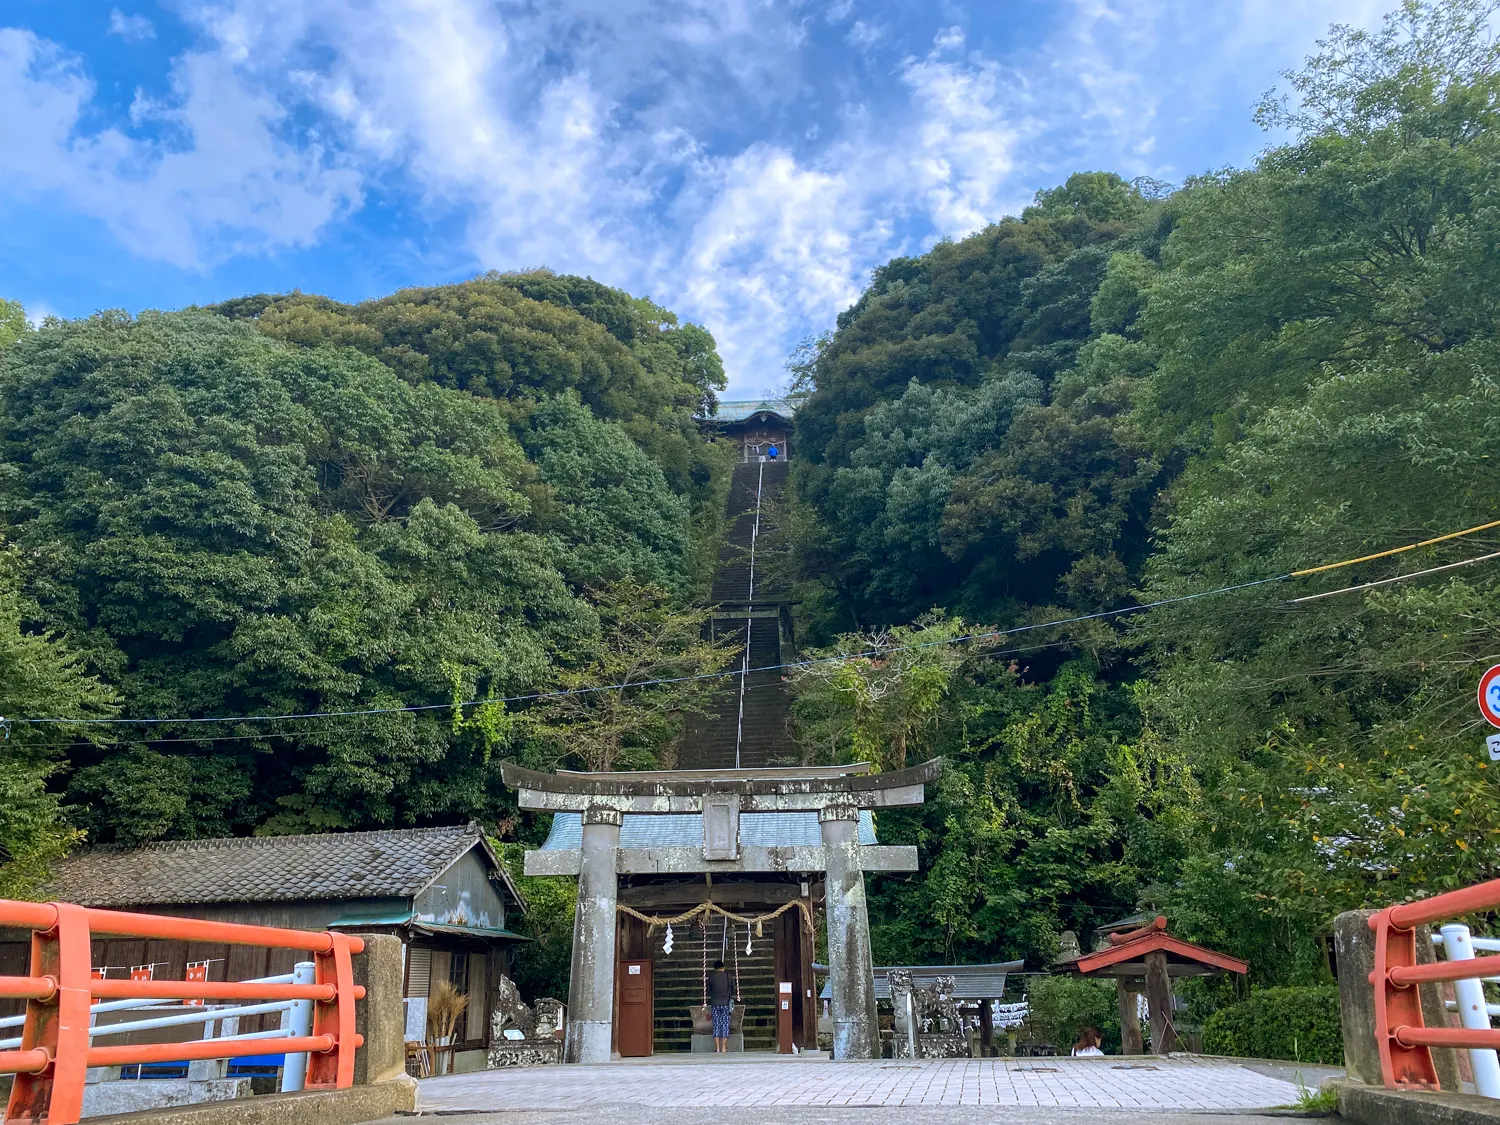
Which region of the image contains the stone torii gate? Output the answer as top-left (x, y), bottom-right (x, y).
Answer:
top-left (501, 759), bottom-right (940, 1062)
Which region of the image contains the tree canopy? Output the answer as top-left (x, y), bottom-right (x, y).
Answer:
top-left (787, 0), bottom-right (1500, 983)
top-left (3, 0), bottom-right (1498, 1023)
top-left (0, 277), bottom-right (731, 856)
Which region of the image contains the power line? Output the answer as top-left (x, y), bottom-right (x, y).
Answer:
top-left (1290, 550), bottom-right (1500, 602)
top-left (14, 573), bottom-right (1291, 728)
top-left (1289, 519), bottom-right (1500, 577)
top-left (11, 519), bottom-right (1500, 730)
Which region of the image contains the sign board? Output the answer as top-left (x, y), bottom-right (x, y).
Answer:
top-left (702, 793), bottom-right (741, 860)
top-left (1480, 665), bottom-right (1500, 728)
top-left (628, 964), bottom-right (641, 975)
top-left (184, 960), bottom-right (209, 1007)
top-left (1488, 734), bottom-right (1500, 762)
top-left (404, 996), bottom-right (428, 1042)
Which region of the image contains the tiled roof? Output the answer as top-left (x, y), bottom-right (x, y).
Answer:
top-left (539, 810), bottom-right (877, 850)
top-left (705, 399), bottom-right (795, 423)
top-left (46, 823), bottom-right (498, 908)
top-left (820, 961), bottom-right (1026, 1001)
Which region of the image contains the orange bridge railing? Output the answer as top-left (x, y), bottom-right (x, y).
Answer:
top-left (0, 899), bottom-right (364, 1125)
top-left (1370, 876), bottom-right (1500, 1089)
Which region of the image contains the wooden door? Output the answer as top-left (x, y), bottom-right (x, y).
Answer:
top-left (618, 959), bottom-right (654, 1057)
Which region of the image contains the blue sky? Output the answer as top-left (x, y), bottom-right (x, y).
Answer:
top-left (2, 0), bottom-right (1387, 397)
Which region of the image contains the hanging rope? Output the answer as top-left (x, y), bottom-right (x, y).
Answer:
top-left (618, 898), bottom-right (814, 938)
top-left (730, 915), bottom-right (741, 1003)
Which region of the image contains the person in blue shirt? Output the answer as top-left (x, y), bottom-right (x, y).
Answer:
top-left (708, 959), bottom-right (733, 1052)
top-left (767, 444), bottom-right (779, 460)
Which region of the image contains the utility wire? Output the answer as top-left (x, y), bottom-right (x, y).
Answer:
top-left (11, 518), bottom-right (1500, 730)
top-left (13, 573), bottom-right (1290, 727)
top-left (1289, 520), bottom-right (1500, 577)
top-left (1288, 550), bottom-right (1500, 602)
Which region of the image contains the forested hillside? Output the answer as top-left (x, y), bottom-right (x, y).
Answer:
top-left (1, 0), bottom-right (1497, 1019)
top-left (0, 273), bottom-right (731, 870)
top-left (788, 0), bottom-right (1500, 988)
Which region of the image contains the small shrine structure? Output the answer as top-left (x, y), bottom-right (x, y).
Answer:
top-left (703, 398), bottom-right (794, 463)
top-left (503, 759), bottom-right (939, 1062)
top-left (819, 961), bottom-right (1025, 1057)
top-left (1052, 915), bottom-right (1247, 1054)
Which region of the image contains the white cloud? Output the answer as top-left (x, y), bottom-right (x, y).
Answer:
top-left (901, 42), bottom-right (1018, 236)
top-left (846, 20), bottom-right (881, 50)
top-left (681, 145), bottom-right (890, 387)
top-left (931, 26), bottom-right (965, 53)
top-left (0, 0), bottom-right (1406, 394)
top-left (108, 9), bottom-right (156, 43)
top-left (0, 28), bottom-right (359, 269)
top-left (21, 299), bottom-right (60, 328)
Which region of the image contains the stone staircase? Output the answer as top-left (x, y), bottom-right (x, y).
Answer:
top-left (710, 459), bottom-right (789, 604)
top-left (652, 455), bottom-right (796, 1052)
top-left (651, 920), bottom-right (779, 1053)
top-left (680, 460), bottom-right (796, 770)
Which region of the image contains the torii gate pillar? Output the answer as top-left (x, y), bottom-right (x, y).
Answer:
top-left (504, 759), bottom-right (940, 1063)
top-left (567, 807), bottom-right (621, 1063)
top-left (821, 803), bottom-right (880, 1058)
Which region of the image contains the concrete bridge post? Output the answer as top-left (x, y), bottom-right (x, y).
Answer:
top-left (567, 805), bottom-right (622, 1063)
top-left (820, 802), bottom-right (878, 1059)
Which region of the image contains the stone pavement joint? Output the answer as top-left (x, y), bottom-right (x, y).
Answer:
top-left (414, 1056), bottom-right (1310, 1113)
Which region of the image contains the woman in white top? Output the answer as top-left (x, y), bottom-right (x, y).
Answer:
top-left (1071, 1027), bottom-right (1105, 1057)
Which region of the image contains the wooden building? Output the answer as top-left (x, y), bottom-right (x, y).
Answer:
top-left (704, 399), bottom-right (794, 463)
top-left (6, 823), bottom-right (526, 1074)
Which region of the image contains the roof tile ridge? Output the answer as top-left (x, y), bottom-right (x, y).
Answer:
top-left (133, 823), bottom-right (476, 853)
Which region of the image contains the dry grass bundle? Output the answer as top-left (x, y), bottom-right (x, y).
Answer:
top-left (427, 979), bottom-right (469, 1045)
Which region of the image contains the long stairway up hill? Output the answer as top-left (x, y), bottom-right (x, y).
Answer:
top-left (679, 458), bottom-right (797, 770)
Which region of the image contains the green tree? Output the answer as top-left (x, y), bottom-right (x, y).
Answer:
top-left (0, 544), bottom-right (117, 896)
top-left (211, 275), bottom-right (728, 512)
top-left (0, 309), bottom-right (704, 843)
top-left (1131, 0), bottom-right (1500, 972)
top-left (521, 580), bottom-right (737, 773)
top-left (791, 616), bottom-right (973, 770)
top-left (0, 300), bottom-right (25, 352)
top-left (787, 0), bottom-right (1500, 993)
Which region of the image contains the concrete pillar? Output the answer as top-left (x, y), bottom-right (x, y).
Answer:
top-left (566, 805), bottom-right (621, 1064)
top-left (1144, 951), bottom-right (1178, 1054)
top-left (348, 933), bottom-right (407, 1086)
top-left (820, 803), bottom-right (878, 1060)
top-left (1334, 910), bottom-right (1383, 1085)
top-left (1333, 909), bottom-right (1462, 1090)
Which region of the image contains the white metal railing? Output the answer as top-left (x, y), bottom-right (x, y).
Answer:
top-left (1432, 925), bottom-right (1500, 1098)
top-left (0, 963), bottom-right (316, 1093)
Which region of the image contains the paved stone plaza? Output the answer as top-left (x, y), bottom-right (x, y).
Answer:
top-left (408, 1055), bottom-right (1325, 1115)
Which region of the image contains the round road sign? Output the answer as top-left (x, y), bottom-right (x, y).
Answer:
top-left (1480, 665), bottom-right (1500, 729)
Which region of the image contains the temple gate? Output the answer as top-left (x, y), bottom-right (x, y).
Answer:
top-left (501, 759), bottom-right (939, 1062)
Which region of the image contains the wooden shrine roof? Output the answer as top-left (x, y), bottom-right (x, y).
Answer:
top-left (1054, 916), bottom-right (1248, 979)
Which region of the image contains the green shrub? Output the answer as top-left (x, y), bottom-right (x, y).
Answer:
top-left (1025, 976), bottom-right (1121, 1053)
top-left (1201, 987), bottom-right (1342, 1064)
